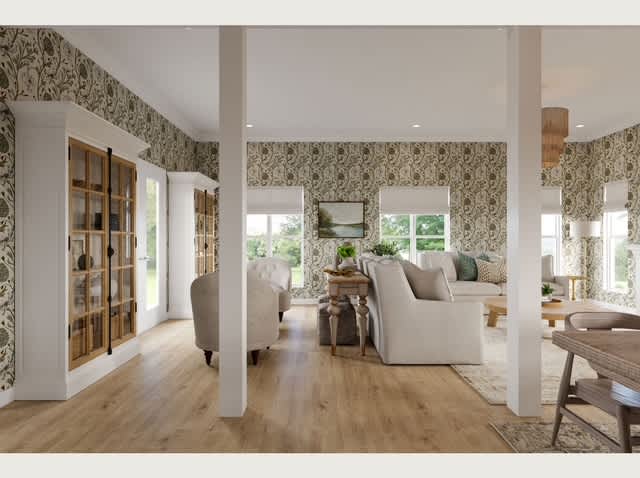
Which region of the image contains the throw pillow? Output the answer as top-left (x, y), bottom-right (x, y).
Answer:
top-left (476, 258), bottom-right (508, 284)
top-left (400, 260), bottom-right (453, 302)
top-left (477, 252), bottom-right (491, 262)
top-left (422, 251), bottom-right (457, 282)
top-left (457, 252), bottom-right (478, 281)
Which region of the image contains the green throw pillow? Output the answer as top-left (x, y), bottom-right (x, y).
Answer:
top-left (457, 252), bottom-right (478, 281)
top-left (477, 253), bottom-right (491, 262)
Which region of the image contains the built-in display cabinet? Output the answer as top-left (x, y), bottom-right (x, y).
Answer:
top-left (10, 101), bottom-right (149, 400)
top-left (69, 139), bottom-right (137, 370)
top-left (194, 188), bottom-right (216, 277)
top-left (167, 172), bottom-right (219, 319)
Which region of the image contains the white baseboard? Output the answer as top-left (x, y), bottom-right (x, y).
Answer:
top-left (67, 338), bottom-right (140, 399)
top-left (167, 306), bottom-right (193, 320)
top-left (0, 387), bottom-right (14, 408)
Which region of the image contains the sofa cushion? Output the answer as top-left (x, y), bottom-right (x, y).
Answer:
top-left (420, 251), bottom-right (457, 282)
top-left (449, 280), bottom-right (502, 296)
top-left (457, 252), bottom-right (478, 281)
top-left (476, 258), bottom-right (507, 284)
top-left (541, 254), bottom-right (555, 282)
top-left (400, 260), bottom-right (453, 302)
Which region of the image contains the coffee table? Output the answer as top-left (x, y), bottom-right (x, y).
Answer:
top-left (483, 297), bottom-right (614, 328)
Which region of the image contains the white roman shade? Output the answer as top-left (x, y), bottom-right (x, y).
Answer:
top-left (379, 186), bottom-right (450, 215)
top-left (541, 187), bottom-right (562, 214)
top-left (604, 180), bottom-right (628, 212)
top-left (247, 187), bottom-right (304, 214)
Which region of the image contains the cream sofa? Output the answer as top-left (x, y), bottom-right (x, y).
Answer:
top-left (417, 251), bottom-right (570, 303)
top-left (359, 256), bottom-right (484, 365)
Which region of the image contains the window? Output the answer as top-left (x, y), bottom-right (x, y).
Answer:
top-left (378, 186), bottom-right (450, 264)
top-left (603, 180), bottom-right (629, 292)
top-left (247, 214), bottom-right (304, 287)
top-left (247, 187), bottom-right (304, 288)
top-left (603, 210), bottom-right (628, 292)
top-left (380, 214), bottom-right (450, 263)
top-left (541, 214), bottom-right (562, 275)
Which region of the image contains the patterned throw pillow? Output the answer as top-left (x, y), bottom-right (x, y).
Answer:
top-left (457, 252), bottom-right (478, 281)
top-left (476, 258), bottom-right (507, 284)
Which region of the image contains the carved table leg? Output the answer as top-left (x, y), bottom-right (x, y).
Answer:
top-left (328, 295), bottom-right (340, 356)
top-left (357, 295), bottom-right (369, 356)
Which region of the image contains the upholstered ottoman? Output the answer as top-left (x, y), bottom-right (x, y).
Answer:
top-left (317, 295), bottom-right (358, 345)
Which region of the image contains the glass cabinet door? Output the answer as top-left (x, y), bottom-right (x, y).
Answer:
top-left (68, 139), bottom-right (136, 370)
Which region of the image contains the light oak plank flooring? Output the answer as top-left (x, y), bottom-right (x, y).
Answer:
top-left (0, 306), bottom-right (608, 452)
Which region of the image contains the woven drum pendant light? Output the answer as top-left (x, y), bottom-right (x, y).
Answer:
top-left (542, 107), bottom-right (569, 168)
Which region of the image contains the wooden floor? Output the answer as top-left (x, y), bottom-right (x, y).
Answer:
top-left (0, 306), bottom-right (605, 452)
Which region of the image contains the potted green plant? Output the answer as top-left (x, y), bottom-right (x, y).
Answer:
top-left (337, 243), bottom-right (357, 271)
top-left (370, 240), bottom-right (400, 257)
top-left (541, 283), bottom-right (555, 302)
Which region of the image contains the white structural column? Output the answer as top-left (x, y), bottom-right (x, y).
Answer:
top-left (218, 26), bottom-right (248, 417)
top-left (506, 27), bottom-right (542, 417)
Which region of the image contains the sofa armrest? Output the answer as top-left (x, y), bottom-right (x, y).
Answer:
top-left (553, 275), bottom-right (571, 300)
top-left (384, 299), bottom-right (485, 363)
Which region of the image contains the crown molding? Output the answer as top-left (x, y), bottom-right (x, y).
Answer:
top-left (55, 27), bottom-right (200, 140)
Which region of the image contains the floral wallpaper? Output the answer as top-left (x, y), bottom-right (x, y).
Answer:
top-left (1, 26), bottom-right (639, 394)
top-left (199, 142), bottom-right (508, 298)
top-left (0, 27), bottom-right (198, 391)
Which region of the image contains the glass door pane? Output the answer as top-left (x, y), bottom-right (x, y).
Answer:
top-left (71, 145), bottom-right (87, 188)
top-left (89, 152), bottom-right (104, 192)
top-left (146, 179), bottom-right (159, 308)
top-left (71, 318), bottom-right (88, 361)
top-left (89, 312), bottom-right (104, 352)
top-left (72, 192), bottom-right (87, 230)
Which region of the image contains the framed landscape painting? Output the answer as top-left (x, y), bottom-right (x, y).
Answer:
top-left (318, 201), bottom-right (365, 238)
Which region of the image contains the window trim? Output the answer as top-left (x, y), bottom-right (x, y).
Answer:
top-left (602, 209), bottom-right (628, 293)
top-left (541, 213), bottom-right (563, 276)
top-left (380, 213), bottom-right (449, 264)
top-left (247, 213), bottom-right (304, 288)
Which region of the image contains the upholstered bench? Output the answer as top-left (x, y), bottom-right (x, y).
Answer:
top-left (317, 295), bottom-right (358, 346)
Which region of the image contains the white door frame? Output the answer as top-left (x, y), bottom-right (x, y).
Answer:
top-left (135, 159), bottom-right (168, 333)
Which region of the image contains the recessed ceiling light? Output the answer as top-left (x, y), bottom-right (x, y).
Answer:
top-left (411, 124), bottom-right (421, 128)
top-left (246, 124), bottom-right (254, 128)
top-left (576, 124), bottom-right (585, 128)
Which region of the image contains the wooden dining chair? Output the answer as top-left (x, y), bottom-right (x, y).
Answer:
top-left (552, 311), bottom-right (640, 453)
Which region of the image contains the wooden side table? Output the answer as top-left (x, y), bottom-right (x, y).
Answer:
top-left (324, 270), bottom-right (370, 356)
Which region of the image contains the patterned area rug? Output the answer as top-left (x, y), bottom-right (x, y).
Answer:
top-left (491, 422), bottom-right (640, 453)
top-left (452, 319), bottom-right (596, 404)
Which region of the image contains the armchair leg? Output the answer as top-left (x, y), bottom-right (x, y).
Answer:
top-left (204, 350), bottom-right (213, 366)
top-left (251, 350), bottom-right (260, 366)
top-left (279, 311), bottom-right (284, 322)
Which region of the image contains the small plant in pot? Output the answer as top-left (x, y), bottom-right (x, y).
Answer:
top-left (337, 243), bottom-right (357, 271)
top-left (541, 283), bottom-right (555, 302)
top-left (370, 240), bottom-right (400, 257)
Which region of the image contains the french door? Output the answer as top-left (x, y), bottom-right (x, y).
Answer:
top-left (136, 160), bottom-right (168, 333)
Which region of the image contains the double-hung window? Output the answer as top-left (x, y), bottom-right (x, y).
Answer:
top-left (246, 187), bottom-right (304, 288)
top-left (541, 187), bottom-right (563, 275)
top-left (379, 187), bottom-right (450, 264)
top-left (603, 181), bottom-right (629, 292)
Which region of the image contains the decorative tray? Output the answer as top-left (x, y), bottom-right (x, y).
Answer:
top-left (323, 268), bottom-right (356, 277)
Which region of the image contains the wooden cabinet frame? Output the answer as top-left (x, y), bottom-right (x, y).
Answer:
top-left (68, 138), bottom-right (137, 370)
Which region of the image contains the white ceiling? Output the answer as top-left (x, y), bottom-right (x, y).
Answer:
top-left (57, 26), bottom-right (640, 142)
